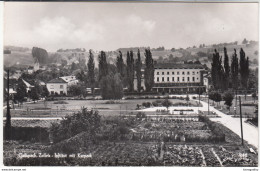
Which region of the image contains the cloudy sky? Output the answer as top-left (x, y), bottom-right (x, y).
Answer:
top-left (4, 2), bottom-right (259, 52)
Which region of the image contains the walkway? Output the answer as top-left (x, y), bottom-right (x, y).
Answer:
top-left (199, 100), bottom-right (258, 149)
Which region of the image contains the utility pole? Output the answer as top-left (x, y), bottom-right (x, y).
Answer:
top-left (239, 96), bottom-right (244, 146)
top-left (5, 70), bottom-right (11, 139)
top-left (208, 84), bottom-right (210, 115)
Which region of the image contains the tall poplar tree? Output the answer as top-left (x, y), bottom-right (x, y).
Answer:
top-left (98, 51), bottom-right (108, 81)
top-left (87, 50), bottom-right (95, 94)
top-left (126, 51), bottom-right (135, 92)
top-left (211, 49), bottom-right (224, 90)
top-left (144, 49), bottom-right (154, 92)
top-left (135, 49), bottom-right (142, 93)
top-left (116, 51), bottom-right (124, 78)
top-left (239, 48), bottom-right (250, 89)
top-left (224, 47), bottom-right (230, 90)
top-left (231, 49), bottom-right (239, 90)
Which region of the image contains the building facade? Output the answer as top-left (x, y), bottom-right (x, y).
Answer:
top-left (153, 63), bottom-right (206, 93)
top-left (46, 78), bottom-right (68, 95)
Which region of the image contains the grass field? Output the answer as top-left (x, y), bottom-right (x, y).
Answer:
top-left (5, 99), bottom-right (200, 117)
top-left (202, 95), bottom-right (257, 118)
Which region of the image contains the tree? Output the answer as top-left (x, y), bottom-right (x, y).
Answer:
top-left (211, 49), bottom-right (224, 90)
top-left (239, 48), bottom-right (250, 89)
top-left (135, 49), bottom-right (142, 93)
top-left (252, 92), bottom-right (258, 103)
top-left (69, 84), bottom-right (85, 97)
top-left (29, 87), bottom-right (39, 103)
top-left (223, 47), bottom-right (230, 90)
top-left (242, 38), bottom-right (248, 44)
top-left (223, 92), bottom-right (234, 112)
top-left (87, 50), bottom-right (95, 94)
top-left (32, 47), bottom-right (49, 64)
top-left (100, 73), bottom-right (123, 100)
top-left (49, 108), bottom-right (101, 143)
top-left (98, 51), bottom-right (108, 81)
top-left (126, 51), bottom-right (135, 92)
top-left (144, 49), bottom-right (154, 92)
top-left (231, 49), bottom-right (239, 90)
top-left (162, 96), bottom-right (172, 112)
top-left (116, 51), bottom-right (124, 78)
top-left (14, 78), bottom-right (27, 106)
top-left (42, 86), bottom-right (49, 97)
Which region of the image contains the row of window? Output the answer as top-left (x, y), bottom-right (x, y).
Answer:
top-left (157, 71), bottom-right (199, 75)
top-left (156, 77), bottom-right (199, 82)
top-left (50, 85), bottom-right (64, 89)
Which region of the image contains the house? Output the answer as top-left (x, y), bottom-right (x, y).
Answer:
top-left (22, 79), bottom-right (34, 93)
top-left (59, 76), bottom-right (78, 86)
top-left (46, 78), bottom-right (68, 95)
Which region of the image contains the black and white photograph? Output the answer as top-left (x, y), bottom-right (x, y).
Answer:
top-left (1, 1), bottom-right (259, 168)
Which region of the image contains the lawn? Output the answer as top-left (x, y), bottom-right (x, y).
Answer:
top-left (201, 95), bottom-right (257, 118)
top-left (4, 99), bottom-right (200, 117)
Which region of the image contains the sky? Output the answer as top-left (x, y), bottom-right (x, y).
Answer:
top-left (3, 2), bottom-right (259, 52)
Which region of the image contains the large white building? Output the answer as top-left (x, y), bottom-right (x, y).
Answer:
top-left (152, 63), bottom-right (206, 93)
top-left (46, 78), bottom-right (68, 95)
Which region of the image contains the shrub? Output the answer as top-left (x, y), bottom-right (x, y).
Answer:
top-left (53, 100), bottom-right (68, 104)
top-left (144, 122), bottom-right (152, 129)
top-left (49, 108), bottom-right (101, 143)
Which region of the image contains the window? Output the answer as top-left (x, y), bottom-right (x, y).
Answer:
top-left (187, 77), bottom-right (190, 82)
top-left (51, 91), bottom-right (54, 95)
top-left (182, 72), bottom-right (185, 75)
top-left (197, 72), bottom-right (199, 74)
top-left (60, 85), bottom-right (63, 89)
top-left (162, 77), bottom-right (164, 82)
top-left (167, 72), bottom-right (169, 75)
top-left (192, 77), bottom-right (195, 81)
top-left (187, 72), bottom-right (190, 75)
top-left (167, 77), bottom-right (169, 81)
top-left (60, 91), bottom-right (63, 95)
top-left (172, 72), bottom-right (174, 75)
top-left (192, 71), bottom-right (195, 75)
top-left (177, 77), bottom-right (180, 81)
top-left (157, 72), bottom-right (159, 75)
top-left (157, 77), bottom-right (159, 82)
top-left (182, 77), bottom-right (185, 81)
top-left (177, 72), bottom-right (179, 75)
top-left (162, 72), bottom-right (164, 75)
top-left (172, 77), bottom-right (174, 81)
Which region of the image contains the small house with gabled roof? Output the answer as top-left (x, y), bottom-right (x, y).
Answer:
top-left (46, 78), bottom-right (68, 95)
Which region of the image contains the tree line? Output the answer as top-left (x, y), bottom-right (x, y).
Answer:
top-left (211, 47), bottom-right (250, 92)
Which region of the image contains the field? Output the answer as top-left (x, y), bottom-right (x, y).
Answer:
top-left (5, 99), bottom-right (201, 117)
top-left (3, 113), bottom-right (258, 166)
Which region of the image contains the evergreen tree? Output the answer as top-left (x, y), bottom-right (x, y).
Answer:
top-left (231, 49), bottom-right (239, 90)
top-left (116, 51), bottom-right (124, 78)
top-left (144, 49), bottom-right (154, 92)
top-left (211, 49), bottom-right (224, 90)
top-left (126, 51), bottom-right (135, 92)
top-left (135, 49), bottom-right (142, 93)
top-left (98, 51), bottom-right (108, 81)
top-left (224, 47), bottom-right (230, 90)
top-left (87, 50), bottom-right (95, 94)
top-left (239, 48), bottom-right (250, 89)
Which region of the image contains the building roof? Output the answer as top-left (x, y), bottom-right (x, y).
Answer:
top-left (154, 63), bottom-right (205, 69)
top-left (47, 78), bottom-right (67, 84)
